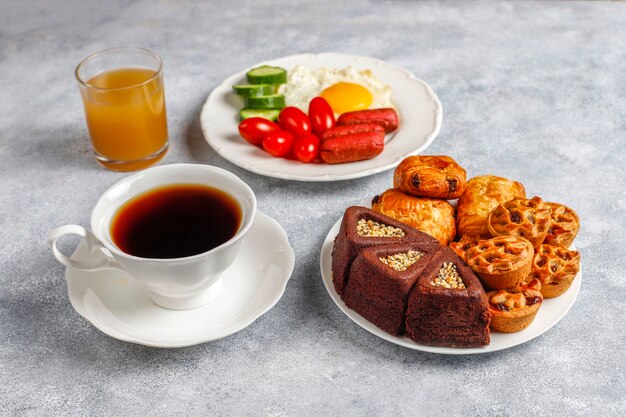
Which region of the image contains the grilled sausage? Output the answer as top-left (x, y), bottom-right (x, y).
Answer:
top-left (320, 130), bottom-right (385, 164)
top-left (320, 123), bottom-right (384, 142)
top-left (336, 108), bottom-right (399, 133)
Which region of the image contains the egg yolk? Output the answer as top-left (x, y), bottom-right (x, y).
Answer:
top-left (320, 82), bottom-right (373, 114)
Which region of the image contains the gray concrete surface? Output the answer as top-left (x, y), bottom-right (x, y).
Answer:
top-left (1, 0), bottom-right (625, 415)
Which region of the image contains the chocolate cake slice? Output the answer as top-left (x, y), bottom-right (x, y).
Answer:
top-left (343, 242), bottom-right (441, 335)
top-left (332, 206), bottom-right (439, 297)
top-left (405, 247), bottom-right (491, 347)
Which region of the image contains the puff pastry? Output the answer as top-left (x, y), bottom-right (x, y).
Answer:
top-left (393, 155), bottom-right (466, 199)
top-left (371, 188), bottom-right (456, 246)
top-left (456, 175), bottom-right (526, 238)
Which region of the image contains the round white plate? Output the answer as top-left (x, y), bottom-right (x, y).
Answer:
top-left (319, 213), bottom-right (582, 354)
top-left (65, 211), bottom-right (294, 348)
top-left (200, 53), bottom-right (442, 181)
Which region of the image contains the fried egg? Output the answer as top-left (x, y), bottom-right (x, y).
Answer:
top-left (279, 66), bottom-right (394, 115)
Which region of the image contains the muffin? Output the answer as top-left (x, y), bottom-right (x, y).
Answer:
top-left (463, 236), bottom-right (534, 290)
top-left (486, 279), bottom-right (543, 333)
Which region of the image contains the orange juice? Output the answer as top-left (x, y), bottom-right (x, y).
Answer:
top-left (81, 67), bottom-right (168, 171)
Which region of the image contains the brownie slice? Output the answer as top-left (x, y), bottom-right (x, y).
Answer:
top-left (405, 247), bottom-right (491, 347)
top-left (332, 206), bottom-right (439, 297)
top-left (343, 242), bottom-right (441, 335)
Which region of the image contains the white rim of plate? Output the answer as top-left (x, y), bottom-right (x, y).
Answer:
top-left (64, 211), bottom-right (295, 348)
top-left (200, 52), bottom-right (443, 181)
top-left (319, 211), bottom-right (581, 354)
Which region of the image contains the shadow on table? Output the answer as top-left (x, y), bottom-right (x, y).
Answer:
top-left (180, 92), bottom-right (219, 164)
top-left (17, 253), bottom-right (513, 371)
top-left (29, 127), bottom-right (98, 172)
top-left (293, 223), bottom-right (518, 366)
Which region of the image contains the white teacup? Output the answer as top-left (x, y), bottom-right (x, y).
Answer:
top-left (48, 163), bottom-right (257, 310)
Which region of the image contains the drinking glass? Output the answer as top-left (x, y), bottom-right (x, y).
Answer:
top-left (75, 47), bottom-right (169, 171)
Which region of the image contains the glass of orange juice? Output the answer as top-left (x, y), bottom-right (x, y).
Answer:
top-left (75, 47), bottom-right (169, 171)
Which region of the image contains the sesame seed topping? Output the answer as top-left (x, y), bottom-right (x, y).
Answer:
top-left (357, 218), bottom-right (405, 237)
top-left (379, 250), bottom-right (423, 271)
top-left (431, 262), bottom-right (465, 289)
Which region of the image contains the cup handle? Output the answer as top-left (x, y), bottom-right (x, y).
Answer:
top-left (48, 225), bottom-right (123, 271)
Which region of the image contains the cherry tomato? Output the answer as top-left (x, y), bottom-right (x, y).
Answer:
top-left (278, 107), bottom-right (311, 137)
top-left (263, 130), bottom-right (294, 157)
top-left (308, 97), bottom-right (336, 135)
top-left (293, 133), bottom-right (320, 163)
top-left (238, 117), bottom-right (281, 146)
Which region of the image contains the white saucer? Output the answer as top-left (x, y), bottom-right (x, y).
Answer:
top-left (65, 211), bottom-right (294, 348)
top-left (320, 214), bottom-right (581, 355)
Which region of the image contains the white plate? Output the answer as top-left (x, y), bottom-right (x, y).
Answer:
top-left (200, 53), bottom-right (442, 181)
top-left (65, 211), bottom-right (294, 348)
top-left (319, 213), bottom-right (582, 354)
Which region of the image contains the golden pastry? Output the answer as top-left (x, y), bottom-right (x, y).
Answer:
top-left (463, 236), bottom-right (534, 290)
top-left (543, 202), bottom-right (580, 248)
top-left (449, 234), bottom-right (480, 262)
top-left (487, 279), bottom-right (543, 333)
top-left (487, 196), bottom-right (552, 247)
top-left (528, 244), bottom-right (580, 298)
top-left (372, 188), bottom-right (456, 246)
top-left (456, 175), bottom-right (526, 238)
top-left (393, 155), bottom-right (466, 199)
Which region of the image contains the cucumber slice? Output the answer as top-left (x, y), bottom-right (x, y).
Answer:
top-left (246, 66), bottom-right (287, 85)
top-left (244, 94), bottom-right (285, 109)
top-left (239, 107), bottom-right (282, 121)
top-left (232, 84), bottom-right (273, 97)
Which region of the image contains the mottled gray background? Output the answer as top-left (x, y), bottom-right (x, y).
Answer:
top-left (1, 0), bottom-right (625, 416)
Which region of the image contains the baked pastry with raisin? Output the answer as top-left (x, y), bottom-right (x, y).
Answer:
top-left (456, 175), bottom-right (526, 238)
top-left (486, 279), bottom-right (543, 333)
top-left (449, 234), bottom-right (480, 262)
top-left (372, 188), bottom-right (456, 246)
top-left (527, 244), bottom-right (580, 298)
top-left (487, 196), bottom-right (552, 247)
top-left (393, 155), bottom-right (466, 199)
top-left (543, 202), bottom-right (580, 248)
top-left (463, 236), bottom-right (534, 290)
